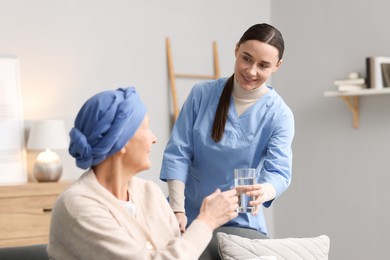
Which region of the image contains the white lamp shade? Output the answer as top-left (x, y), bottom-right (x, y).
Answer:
top-left (27, 119), bottom-right (69, 150)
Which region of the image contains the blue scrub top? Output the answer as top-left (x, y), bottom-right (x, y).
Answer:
top-left (160, 77), bottom-right (294, 234)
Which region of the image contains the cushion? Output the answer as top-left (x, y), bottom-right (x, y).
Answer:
top-left (217, 233), bottom-right (330, 260)
top-left (200, 226), bottom-right (269, 260)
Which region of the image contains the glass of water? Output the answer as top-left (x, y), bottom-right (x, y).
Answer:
top-left (234, 168), bottom-right (257, 213)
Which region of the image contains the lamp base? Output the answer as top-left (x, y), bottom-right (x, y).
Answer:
top-left (33, 162), bottom-right (62, 182)
top-left (33, 150), bottom-right (63, 182)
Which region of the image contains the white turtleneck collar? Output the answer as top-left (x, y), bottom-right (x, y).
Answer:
top-left (232, 77), bottom-right (270, 116)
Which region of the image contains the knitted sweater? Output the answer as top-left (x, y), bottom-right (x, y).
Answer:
top-left (47, 170), bottom-right (212, 260)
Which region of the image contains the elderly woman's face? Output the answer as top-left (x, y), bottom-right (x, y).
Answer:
top-left (123, 115), bottom-right (157, 172)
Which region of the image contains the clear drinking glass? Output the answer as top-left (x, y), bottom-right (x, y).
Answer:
top-left (234, 168), bottom-right (257, 213)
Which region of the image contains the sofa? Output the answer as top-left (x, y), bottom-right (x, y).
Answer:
top-left (0, 244), bottom-right (48, 260)
top-left (0, 233), bottom-right (330, 260)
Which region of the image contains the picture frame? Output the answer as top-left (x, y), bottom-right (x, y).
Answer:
top-left (366, 56), bottom-right (390, 89)
top-left (0, 57), bottom-right (27, 184)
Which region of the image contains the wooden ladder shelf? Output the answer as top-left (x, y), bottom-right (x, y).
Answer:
top-left (165, 37), bottom-right (220, 121)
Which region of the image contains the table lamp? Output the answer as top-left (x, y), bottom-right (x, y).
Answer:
top-left (27, 119), bottom-right (69, 182)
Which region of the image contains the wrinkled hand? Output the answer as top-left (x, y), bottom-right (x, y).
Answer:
top-left (197, 188), bottom-right (239, 231)
top-left (236, 184), bottom-right (266, 216)
top-left (174, 212), bottom-right (187, 233)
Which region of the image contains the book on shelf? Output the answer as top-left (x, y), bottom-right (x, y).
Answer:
top-left (334, 78), bottom-right (365, 86)
top-left (337, 84), bottom-right (367, 92)
top-left (381, 63), bottom-right (390, 88)
top-left (366, 56), bottom-right (390, 89)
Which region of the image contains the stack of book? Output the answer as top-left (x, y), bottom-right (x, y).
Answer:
top-left (334, 74), bottom-right (367, 92)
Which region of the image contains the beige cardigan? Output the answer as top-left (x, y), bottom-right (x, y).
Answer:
top-left (47, 170), bottom-right (212, 260)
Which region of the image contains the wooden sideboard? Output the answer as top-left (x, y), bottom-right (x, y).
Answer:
top-left (0, 182), bottom-right (70, 248)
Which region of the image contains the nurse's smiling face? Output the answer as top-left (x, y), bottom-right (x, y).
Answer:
top-left (234, 40), bottom-right (282, 91)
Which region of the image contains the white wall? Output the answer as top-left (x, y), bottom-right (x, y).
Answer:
top-left (0, 0), bottom-right (276, 233)
top-left (271, 1), bottom-right (390, 259)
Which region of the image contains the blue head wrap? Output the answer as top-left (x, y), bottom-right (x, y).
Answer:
top-left (69, 87), bottom-right (147, 169)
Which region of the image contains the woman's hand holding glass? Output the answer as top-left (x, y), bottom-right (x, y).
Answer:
top-left (241, 184), bottom-right (266, 215)
top-left (196, 188), bottom-right (239, 231)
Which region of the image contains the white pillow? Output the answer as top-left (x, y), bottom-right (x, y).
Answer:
top-left (217, 232), bottom-right (330, 260)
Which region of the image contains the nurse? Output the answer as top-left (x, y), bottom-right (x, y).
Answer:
top-left (160, 23), bottom-right (294, 239)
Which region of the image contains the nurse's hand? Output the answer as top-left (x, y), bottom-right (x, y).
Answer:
top-left (245, 184), bottom-right (266, 216)
top-left (174, 212), bottom-right (187, 233)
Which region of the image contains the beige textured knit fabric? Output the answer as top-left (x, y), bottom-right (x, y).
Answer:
top-left (47, 170), bottom-right (212, 260)
top-left (217, 233), bottom-right (330, 260)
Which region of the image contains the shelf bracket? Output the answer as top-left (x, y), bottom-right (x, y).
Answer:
top-left (339, 96), bottom-right (359, 128)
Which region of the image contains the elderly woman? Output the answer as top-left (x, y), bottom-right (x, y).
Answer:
top-left (47, 87), bottom-right (238, 260)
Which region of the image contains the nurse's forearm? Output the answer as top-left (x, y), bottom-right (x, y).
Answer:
top-left (262, 183), bottom-right (276, 202)
top-left (168, 179), bottom-right (185, 213)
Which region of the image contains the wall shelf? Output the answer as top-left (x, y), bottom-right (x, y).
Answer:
top-left (323, 88), bottom-right (390, 128)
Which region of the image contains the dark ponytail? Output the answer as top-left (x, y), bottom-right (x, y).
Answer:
top-left (211, 74), bottom-right (234, 142)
